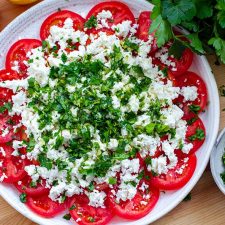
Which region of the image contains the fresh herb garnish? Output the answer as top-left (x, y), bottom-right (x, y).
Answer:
top-left (85, 16), bottom-right (97, 29)
top-left (19, 193), bottom-right (27, 203)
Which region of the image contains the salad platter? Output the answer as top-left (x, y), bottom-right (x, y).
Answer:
top-left (0, 0), bottom-right (220, 225)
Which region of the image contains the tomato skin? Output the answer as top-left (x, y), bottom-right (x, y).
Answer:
top-left (108, 179), bottom-right (159, 220)
top-left (5, 39), bottom-right (42, 78)
top-left (15, 175), bottom-right (49, 197)
top-left (169, 48), bottom-right (193, 77)
top-left (86, 1), bottom-right (135, 26)
top-left (40, 10), bottom-right (85, 40)
top-left (150, 154), bottom-right (197, 190)
top-left (0, 158), bottom-right (27, 183)
top-left (175, 71), bottom-right (208, 114)
top-left (26, 195), bottom-right (66, 218)
top-left (0, 69), bottom-right (20, 81)
top-left (69, 194), bottom-right (113, 225)
top-left (185, 118), bottom-right (205, 155)
top-left (136, 11), bottom-right (158, 53)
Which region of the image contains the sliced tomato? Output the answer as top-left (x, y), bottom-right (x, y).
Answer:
top-left (69, 194), bottom-right (113, 225)
top-left (136, 11), bottom-right (158, 52)
top-left (86, 1), bottom-right (135, 27)
top-left (0, 144), bottom-right (14, 159)
top-left (0, 157), bottom-right (27, 183)
top-left (175, 71), bottom-right (208, 118)
top-left (185, 118), bottom-right (205, 155)
top-left (26, 194), bottom-right (66, 218)
top-left (86, 28), bottom-right (115, 45)
top-left (5, 39), bottom-right (42, 78)
top-left (40, 10), bottom-right (85, 40)
top-left (0, 69), bottom-right (20, 81)
top-left (0, 115), bottom-right (21, 143)
top-left (150, 154), bottom-right (197, 190)
top-left (169, 48), bottom-right (193, 77)
top-left (15, 175), bottom-right (48, 197)
top-left (108, 179), bottom-right (159, 220)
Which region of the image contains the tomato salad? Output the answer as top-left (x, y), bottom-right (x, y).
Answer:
top-left (0, 1), bottom-right (207, 224)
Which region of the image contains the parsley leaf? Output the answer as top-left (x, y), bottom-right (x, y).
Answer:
top-left (150, 15), bottom-right (173, 47)
top-left (188, 128), bottom-right (205, 141)
top-left (161, 0), bottom-right (196, 26)
top-left (19, 193), bottom-right (27, 203)
top-left (208, 37), bottom-right (225, 63)
top-left (85, 16), bottom-right (97, 29)
top-left (168, 39), bottom-right (186, 59)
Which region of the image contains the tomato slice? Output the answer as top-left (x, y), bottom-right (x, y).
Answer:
top-left (26, 195), bottom-right (66, 218)
top-left (136, 11), bottom-right (158, 53)
top-left (169, 48), bottom-right (193, 77)
top-left (69, 194), bottom-right (113, 225)
top-left (86, 1), bottom-right (135, 26)
top-left (108, 179), bottom-right (159, 220)
top-left (150, 154), bottom-right (197, 190)
top-left (0, 115), bottom-right (21, 143)
top-left (40, 10), bottom-right (85, 40)
top-left (0, 157), bottom-right (26, 183)
top-left (0, 144), bottom-right (14, 159)
top-left (0, 69), bottom-right (20, 81)
top-left (5, 39), bottom-right (42, 78)
top-left (175, 71), bottom-right (208, 118)
top-left (15, 175), bottom-right (48, 197)
top-left (185, 118), bottom-right (205, 155)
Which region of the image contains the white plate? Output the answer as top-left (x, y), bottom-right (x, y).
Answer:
top-left (210, 129), bottom-right (225, 195)
top-left (0, 0), bottom-right (220, 224)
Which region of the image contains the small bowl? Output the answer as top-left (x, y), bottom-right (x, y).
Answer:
top-left (210, 128), bottom-right (225, 195)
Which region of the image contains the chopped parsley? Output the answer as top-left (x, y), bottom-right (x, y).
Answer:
top-left (188, 128), bottom-right (205, 141)
top-left (85, 15), bottom-right (97, 29)
top-left (19, 193), bottom-right (27, 203)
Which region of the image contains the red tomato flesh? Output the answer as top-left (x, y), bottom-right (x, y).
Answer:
top-left (26, 195), bottom-right (67, 218)
top-left (136, 11), bottom-right (158, 53)
top-left (86, 1), bottom-right (135, 26)
top-left (108, 179), bottom-right (159, 220)
top-left (5, 39), bottom-right (42, 78)
top-left (69, 194), bottom-right (113, 225)
top-left (150, 154), bottom-right (197, 190)
top-left (40, 10), bottom-right (85, 40)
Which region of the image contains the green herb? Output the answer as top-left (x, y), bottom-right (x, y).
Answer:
top-left (88, 217), bottom-right (95, 222)
top-left (188, 128), bottom-right (205, 141)
top-left (149, 0), bottom-right (225, 63)
top-left (63, 214), bottom-right (71, 220)
top-left (108, 177), bottom-right (117, 185)
top-left (123, 38), bottom-right (139, 51)
top-left (0, 102), bottom-right (12, 114)
top-left (61, 53), bottom-right (68, 63)
top-left (189, 104), bottom-right (201, 114)
top-left (69, 205), bottom-right (76, 210)
top-left (19, 193), bottom-right (27, 203)
top-left (183, 192), bottom-right (192, 201)
top-left (85, 16), bottom-right (97, 29)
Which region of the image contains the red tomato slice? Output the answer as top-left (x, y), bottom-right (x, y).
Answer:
top-left (86, 28), bottom-right (115, 45)
top-left (40, 10), bottom-right (85, 40)
top-left (5, 39), bottom-right (42, 78)
top-left (150, 154), bottom-right (197, 190)
top-left (108, 179), bottom-right (159, 220)
top-left (86, 1), bottom-right (135, 26)
top-left (0, 144), bottom-right (14, 159)
top-left (0, 69), bottom-right (20, 81)
top-left (26, 194), bottom-right (66, 218)
top-left (175, 71), bottom-right (208, 117)
top-left (169, 48), bottom-right (193, 77)
top-left (0, 157), bottom-right (27, 183)
top-left (185, 118), bottom-right (205, 155)
top-left (69, 194), bottom-right (113, 225)
top-left (15, 175), bottom-right (48, 197)
top-left (136, 11), bottom-right (158, 53)
top-left (0, 115), bottom-right (21, 143)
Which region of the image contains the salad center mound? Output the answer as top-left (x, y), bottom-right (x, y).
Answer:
top-left (0, 13), bottom-right (199, 208)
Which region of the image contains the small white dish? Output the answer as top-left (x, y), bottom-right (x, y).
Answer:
top-left (210, 129), bottom-right (225, 195)
top-left (0, 0), bottom-right (220, 224)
